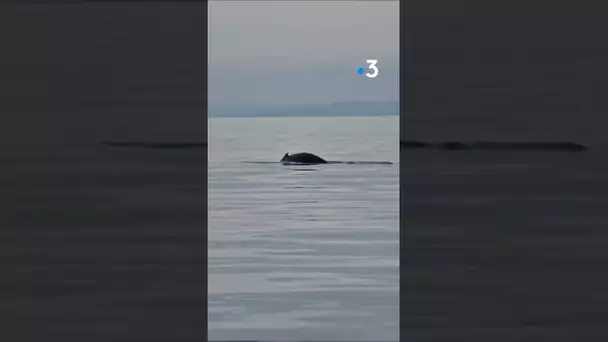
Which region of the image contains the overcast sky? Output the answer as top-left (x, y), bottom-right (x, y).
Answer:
top-left (208, 1), bottom-right (399, 105)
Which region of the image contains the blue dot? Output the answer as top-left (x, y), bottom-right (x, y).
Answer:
top-left (357, 67), bottom-right (364, 75)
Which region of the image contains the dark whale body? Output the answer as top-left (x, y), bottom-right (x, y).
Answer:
top-left (281, 152), bottom-right (327, 164)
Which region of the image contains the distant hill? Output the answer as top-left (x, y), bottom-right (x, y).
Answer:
top-left (208, 101), bottom-right (398, 118)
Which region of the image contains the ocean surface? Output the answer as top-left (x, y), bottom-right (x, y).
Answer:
top-left (208, 116), bottom-right (400, 341)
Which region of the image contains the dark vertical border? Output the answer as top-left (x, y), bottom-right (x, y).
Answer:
top-left (2, 2), bottom-right (209, 341)
top-left (203, 1), bottom-right (209, 341)
top-left (399, 2), bottom-right (608, 342)
top-left (398, 0), bottom-right (407, 340)
top-left (202, 2), bottom-right (209, 341)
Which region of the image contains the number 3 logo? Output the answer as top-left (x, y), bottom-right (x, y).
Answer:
top-left (366, 59), bottom-right (378, 78)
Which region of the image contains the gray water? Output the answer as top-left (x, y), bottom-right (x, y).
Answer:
top-left (208, 116), bottom-right (400, 341)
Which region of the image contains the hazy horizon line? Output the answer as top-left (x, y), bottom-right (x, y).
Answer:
top-left (209, 113), bottom-right (399, 119)
top-left (208, 100), bottom-right (398, 106)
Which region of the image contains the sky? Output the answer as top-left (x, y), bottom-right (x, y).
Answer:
top-left (208, 1), bottom-right (399, 106)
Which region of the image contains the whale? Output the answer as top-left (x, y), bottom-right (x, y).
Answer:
top-left (280, 152), bottom-right (327, 164)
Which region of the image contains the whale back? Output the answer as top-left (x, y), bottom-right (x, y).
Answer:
top-left (281, 152), bottom-right (327, 164)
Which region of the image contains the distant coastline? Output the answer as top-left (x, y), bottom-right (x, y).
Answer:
top-left (209, 100), bottom-right (398, 118)
top-left (209, 113), bottom-right (398, 118)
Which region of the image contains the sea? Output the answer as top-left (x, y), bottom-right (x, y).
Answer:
top-left (208, 116), bottom-right (399, 341)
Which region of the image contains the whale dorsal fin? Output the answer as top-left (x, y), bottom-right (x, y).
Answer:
top-left (281, 153), bottom-right (289, 161)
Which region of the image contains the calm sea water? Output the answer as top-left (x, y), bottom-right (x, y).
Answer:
top-left (208, 116), bottom-right (400, 341)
